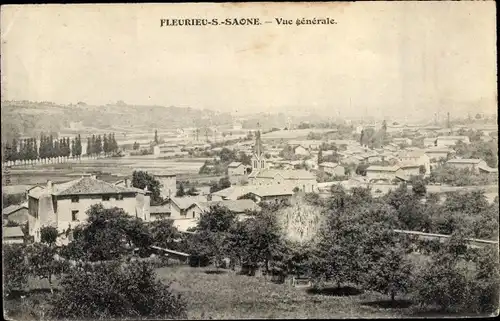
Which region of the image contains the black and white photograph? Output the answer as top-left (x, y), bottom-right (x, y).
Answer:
top-left (1, 2), bottom-right (499, 319)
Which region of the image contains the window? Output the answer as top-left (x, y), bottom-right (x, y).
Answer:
top-left (71, 196), bottom-right (79, 203)
top-left (116, 194), bottom-right (124, 201)
top-left (193, 211), bottom-right (196, 218)
top-left (102, 195), bottom-right (110, 201)
top-left (71, 210), bottom-right (79, 221)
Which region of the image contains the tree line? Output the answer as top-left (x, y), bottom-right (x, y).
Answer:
top-left (2, 133), bottom-right (118, 162)
top-left (85, 133), bottom-right (119, 156)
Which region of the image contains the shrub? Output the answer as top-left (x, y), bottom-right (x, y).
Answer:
top-left (50, 261), bottom-right (187, 319)
top-left (40, 225), bottom-right (59, 245)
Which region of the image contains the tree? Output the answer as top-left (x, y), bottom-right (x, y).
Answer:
top-left (96, 135), bottom-right (103, 155)
top-left (361, 238), bottom-right (412, 304)
top-left (186, 186), bottom-right (199, 196)
top-left (355, 163), bottom-right (369, 176)
top-left (176, 183), bottom-right (186, 197)
top-left (154, 129), bottom-right (159, 144)
top-left (3, 244), bottom-right (29, 297)
top-left (411, 176), bottom-right (427, 197)
top-left (419, 165), bottom-right (426, 175)
top-left (50, 261), bottom-right (186, 319)
top-left (133, 141), bottom-right (140, 150)
top-left (131, 171), bottom-right (163, 205)
top-left (26, 243), bottom-right (69, 294)
top-left (189, 205), bottom-right (237, 269)
top-left (86, 137), bottom-right (92, 155)
top-left (103, 134), bottom-right (109, 155)
top-left (40, 225), bottom-right (59, 246)
top-left (149, 219), bottom-right (180, 250)
top-left (64, 204), bottom-right (152, 261)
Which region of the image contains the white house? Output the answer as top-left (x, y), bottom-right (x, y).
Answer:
top-left (436, 136), bottom-right (470, 147)
top-left (318, 162), bottom-right (346, 177)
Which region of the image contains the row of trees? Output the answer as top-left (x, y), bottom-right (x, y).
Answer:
top-left (2, 132), bottom-right (119, 162)
top-left (85, 133), bottom-right (119, 156)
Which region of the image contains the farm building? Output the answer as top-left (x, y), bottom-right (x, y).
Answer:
top-left (436, 136), bottom-right (470, 147)
top-left (3, 203), bottom-right (29, 225)
top-left (318, 162), bottom-right (345, 177)
top-left (446, 159), bottom-right (489, 174)
top-left (3, 226), bottom-right (24, 244)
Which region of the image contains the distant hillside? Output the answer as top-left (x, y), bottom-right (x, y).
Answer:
top-left (1, 101), bottom-right (233, 143)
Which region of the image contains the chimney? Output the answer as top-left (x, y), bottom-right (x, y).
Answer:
top-left (47, 180), bottom-right (53, 191)
top-left (125, 178), bottom-right (129, 188)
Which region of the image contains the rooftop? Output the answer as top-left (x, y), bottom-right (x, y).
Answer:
top-left (252, 169), bottom-right (316, 180)
top-left (170, 195), bottom-right (208, 210)
top-left (366, 165), bottom-right (400, 172)
top-left (447, 158), bottom-right (483, 164)
top-left (2, 203), bottom-right (28, 216)
top-left (228, 162), bottom-right (243, 168)
top-left (195, 199), bottom-right (260, 213)
top-left (3, 226), bottom-right (24, 238)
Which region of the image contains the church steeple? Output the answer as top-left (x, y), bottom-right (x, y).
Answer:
top-left (251, 123), bottom-right (266, 172)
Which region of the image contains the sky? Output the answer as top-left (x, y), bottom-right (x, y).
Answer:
top-left (1, 2), bottom-right (497, 120)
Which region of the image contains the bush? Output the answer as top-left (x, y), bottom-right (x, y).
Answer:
top-left (50, 261), bottom-right (187, 319)
top-left (40, 225), bottom-right (59, 245)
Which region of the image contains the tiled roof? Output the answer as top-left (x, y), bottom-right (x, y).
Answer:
top-left (150, 205), bottom-right (171, 214)
top-left (3, 226), bottom-right (24, 238)
top-left (437, 136), bottom-right (470, 140)
top-left (228, 162), bottom-right (243, 168)
top-left (2, 203), bottom-right (28, 216)
top-left (195, 199), bottom-right (260, 213)
top-left (447, 159), bottom-right (483, 164)
top-left (248, 184), bottom-right (295, 197)
top-left (398, 150), bottom-right (426, 158)
top-left (170, 196), bottom-right (208, 210)
top-left (367, 165), bottom-right (400, 172)
top-left (52, 177), bottom-right (148, 196)
top-left (253, 169), bottom-right (315, 180)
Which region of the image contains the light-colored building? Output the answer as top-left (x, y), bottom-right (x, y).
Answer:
top-left (27, 176), bottom-right (151, 243)
top-left (425, 148), bottom-right (454, 161)
top-left (186, 199), bottom-right (260, 220)
top-left (393, 138), bottom-right (412, 145)
top-left (436, 136), bottom-right (470, 147)
top-left (3, 226), bottom-right (24, 244)
top-left (228, 162), bottom-right (249, 185)
top-left (249, 169), bottom-right (317, 193)
top-left (423, 138), bottom-right (438, 147)
top-left (446, 159), bottom-right (488, 173)
top-left (243, 185), bottom-right (295, 203)
top-left (398, 150), bottom-right (430, 175)
top-left (318, 162), bottom-right (346, 177)
top-left (365, 165), bottom-right (401, 182)
top-left (166, 195), bottom-right (208, 219)
top-left (149, 205), bottom-right (171, 221)
top-left (156, 174), bottom-right (177, 199)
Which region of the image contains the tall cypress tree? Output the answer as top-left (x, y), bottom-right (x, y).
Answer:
top-left (112, 133), bottom-right (118, 152)
top-left (77, 134), bottom-right (82, 157)
top-left (91, 135), bottom-right (96, 156)
top-left (11, 138), bottom-right (18, 161)
top-left (49, 134), bottom-right (54, 158)
top-left (33, 138), bottom-right (38, 160)
top-left (71, 139), bottom-right (76, 157)
top-left (103, 135), bottom-right (109, 155)
top-left (86, 137), bottom-right (91, 156)
top-left (96, 135), bottom-right (102, 155)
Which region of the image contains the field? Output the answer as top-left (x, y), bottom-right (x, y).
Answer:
top-left (261, 128), bottom-right (335, 141)
top-left (5, 266), bottom-right (414, 320)
top-left (4, 156), bottom-right (207, 186)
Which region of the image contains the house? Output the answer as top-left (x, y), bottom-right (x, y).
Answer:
top-left (27, 176), bottom-right (151, 243)
top-left (425, 148), bottom-right (455, 161)
top-left (149, 205), bottom-right (171, 221)
top-left (3, 226), bottom-right (24, 244)
top-left (446, 159), bottom-right (488, 174)
top-left (228, 162), bottom-right (249, 185)
top-left (248, 169), bottom-right (317, 193)
top-left (153, 143), bottom-right (185, 157)
top-left (398, 163), bottom-right (421, 177)
top-left (318, 162), bottom-right (346, 177)
top-left (436, 136), bottom-right (470, 147)
top-left (243, 185), bottom-right (295, 203)
top-left (478, 164), bottom-right (498, 174)
top-left (292, 145), bottom-right (310, 156)
top-left (166, 195), bottom-right (208, 219)
top-left (365, 165), bottom-right (401, 182)
top-left (398, 150), bottom-right (430, 175)
top-left (3, 203), bottom-right (29, 225)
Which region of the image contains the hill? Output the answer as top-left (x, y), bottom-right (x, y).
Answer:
top-left (1, 101), bottom-right (233, 143)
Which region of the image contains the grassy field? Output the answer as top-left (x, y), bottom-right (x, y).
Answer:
top-left (156, 265), bottom-right (410, 319)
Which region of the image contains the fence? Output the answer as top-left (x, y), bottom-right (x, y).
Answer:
top-left (2, 155), bottom-right (108, 169)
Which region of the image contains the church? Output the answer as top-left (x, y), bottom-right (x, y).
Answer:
top-left (247, 130), bottom-right (318, 193)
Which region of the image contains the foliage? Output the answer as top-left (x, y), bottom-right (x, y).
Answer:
top-left (2, 192), bottom-right (25, 208)
top-left (3, 244), bottom-right (29, 296)
top-left (25, 243), bottom-right (69, 293)
top-left (209, 176), bottom-right (231, 193)
top-left (40, 225), bottom-right (59, 246)
top-left (63, 204), bottom-right (152, 261)
top-left (149, 219), bottom-right (180, 250)
top-left (132, 170), bottom-right (163, 205)
top-left (428, 165), bottom-right (498, 186)
top-left (50, 261), bottom-right (186, 319)
top-left (176, 183), bottom-right (186, 197)
top-left (453, 135), bottom-right (498, 167)
top-left (410, 176), bottom-right (427, 197)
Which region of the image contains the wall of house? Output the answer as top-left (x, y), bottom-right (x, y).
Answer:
top-left (426, 152), bottom-right (449, 161)
top-left (3, 237), bottom-right (24, 244)
top-left (55, 194), bottom-right (138, 232)
top-left (294, 146), bottom-right (309, 156)
top-left (324, 166), bottom-right (345, 177)
top-left (229, 166), bottom-right (246, 177)
top-left (400, 167), bottom-right (420, 177)
top-left (366, 170), bottom-right (396, 181)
